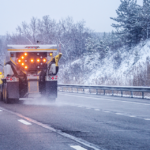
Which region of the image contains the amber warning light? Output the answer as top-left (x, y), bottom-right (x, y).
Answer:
top-left (37, 59), bottom-right (40, 62)
top-left (31, 59), bottom-right (34, 63)
top-left (43, 58), bottom-right (46, 62)
top-left (18, 59), bottom-right (21, 63)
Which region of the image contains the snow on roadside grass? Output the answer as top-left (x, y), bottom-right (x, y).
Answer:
top-left (59, 39), bottom-right (150, 86)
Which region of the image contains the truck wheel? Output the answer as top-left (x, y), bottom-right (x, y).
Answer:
top-left (3, 84), bottom-right (10, 104)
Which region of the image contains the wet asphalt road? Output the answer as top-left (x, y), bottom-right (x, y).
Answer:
top-left (0, 92), bottom-right (150, 150)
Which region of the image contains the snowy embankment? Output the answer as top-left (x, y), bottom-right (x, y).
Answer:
top-left (58, 40), bottom-right (150, 86)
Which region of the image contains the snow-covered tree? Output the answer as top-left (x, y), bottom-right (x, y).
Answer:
top-left (113, 49), bottom-right (122, 69)
top-left (111, 0), bottom-right (143, 47)
top-left (7, 16), bottom-right (91, 63)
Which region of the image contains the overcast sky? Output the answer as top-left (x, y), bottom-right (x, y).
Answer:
top-left (0, 0), bottom-right (143, 35)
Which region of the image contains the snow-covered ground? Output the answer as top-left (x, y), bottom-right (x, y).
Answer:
top-left (58, 39), bottom-right (150, 86)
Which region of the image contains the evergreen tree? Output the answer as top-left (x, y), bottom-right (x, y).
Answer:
top-left (111, 0), bottom-right (143, 47)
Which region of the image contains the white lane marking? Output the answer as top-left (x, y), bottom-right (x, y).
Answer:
top-left (144, 118), bottom-right (150, 121)
top-left (94, 109), bottom-right (100, 111)
top-left (129, 115), bottom-right (136, 118)
top-left (70, 145), bottom-right (87, 150)
top-left (115, 113), bottom-right (123, 115)
top-left (2, 108), bottom-right (102, 150)
top-left (59, 93), bottom-right (150, 106)
top-left (115, 113), bottom-right (136, 118)
top-left (18, 119), bottom-right (32, 125)
top-left (60, 93), bottom-right (149, 121)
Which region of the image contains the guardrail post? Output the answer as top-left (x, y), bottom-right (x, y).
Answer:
top-left (104, 90), bottom-right (105, 95)
top-left (62, 87), bottom-right (63, 92)
top-left (96, 89), bottom-right (98, 95)
top-left (77, 88), bottom-right (78, 93)
top-left (112, 90), bottom-right (114, 96)
top-left (121, 91), bottom-right (123, 97)
top-left (142, 92), bottom-right (144, 99)
top-left (83, 88), bottom-right (84, 93)
top-left (89, 88), bottom-right (91, 94)
top-left (131, 91), bottom-right (133, 98)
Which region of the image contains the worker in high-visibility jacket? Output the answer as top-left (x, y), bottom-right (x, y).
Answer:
top-left (0, 72), bottom-right (4, 84)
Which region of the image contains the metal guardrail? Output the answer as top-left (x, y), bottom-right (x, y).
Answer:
top-left (58, 84), bottom-right (150, 99)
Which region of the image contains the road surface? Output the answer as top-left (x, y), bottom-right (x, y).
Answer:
top-left (0, 92), bottom-right (150, 150)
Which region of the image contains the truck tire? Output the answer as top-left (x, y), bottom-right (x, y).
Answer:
top-left (3, 83), bottom-right (10, 104)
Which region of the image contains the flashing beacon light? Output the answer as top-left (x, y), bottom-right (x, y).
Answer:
top-left (24, 53), bottom-right (27, 56)
top-left (37, 59), bottom-right (40, 62)
top-left (21, 56), bottom-right (24, 59)
top-left (31, 59), bottom-right (34, 63)
top-left (50, 53), bottom-right (53, 56)
top-left (43, 58), bottom-right (46, 62)
top-left (18, 59), bottom-right (21, 63)
top-left (21, 63), bottom-right (24, 66)
top-left (25, 66), bottom-right (28, 69)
